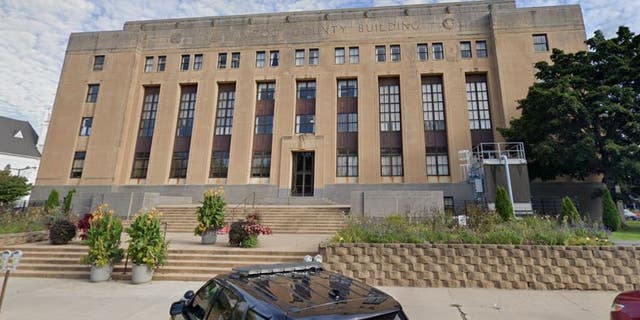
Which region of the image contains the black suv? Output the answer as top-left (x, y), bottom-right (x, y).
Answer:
top-left (170, 262), bottom-right (408, 320)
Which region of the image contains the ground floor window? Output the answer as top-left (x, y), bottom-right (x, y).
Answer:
top-left (251, 152), bottom-right (271, 178)
top-left (170, 151), bottom-right (189, 178)
top-left (210, 151), bottom-right (229, 178)
top-left (337, 153), bottom-right (358, 177)
top-left (444, 196), bottom-right (454, 214)
top-left (381, 152), bottom-right (403, 176)
top-left (131, 152), bottom-right (150, 179)
top-left (426, 151), bottom-right (450, 176)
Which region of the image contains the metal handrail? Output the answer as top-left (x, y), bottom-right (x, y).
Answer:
top-left (229, 192), bottom-right (256, 223)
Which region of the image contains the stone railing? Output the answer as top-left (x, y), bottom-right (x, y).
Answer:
top-left (0, 231), bottom-right (48, 247)
top-left (319, 243), bottom-right (640, 291)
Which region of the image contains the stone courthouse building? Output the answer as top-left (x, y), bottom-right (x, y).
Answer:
top-left (33, 0), bottom-right (593, 215)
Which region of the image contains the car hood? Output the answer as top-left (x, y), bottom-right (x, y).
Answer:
top-left (616, 291), bottom-right (640, 302)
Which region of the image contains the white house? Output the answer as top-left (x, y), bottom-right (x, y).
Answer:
top-left (0, 116), bottom-right (41, 207)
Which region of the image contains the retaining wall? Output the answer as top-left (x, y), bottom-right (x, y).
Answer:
top-left (0, 231), bottom-right (48, 247)
top-left (319, 243), bottom-right (640, 291)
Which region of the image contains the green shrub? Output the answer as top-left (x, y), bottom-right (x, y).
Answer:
top-left (560, 197), bottom-right (581, 224)
top-left (49, 219), bottom-right (77, 245)
top-left (126, 208), bottom-right (168, 269)
top-left (62, 188), bottom-right (76, 214)
top-left (0, 207), bottom-right (47, 234)
top-left (481, 226), bottom-right (523, 244)
top-left (241, 235), bottom-right (258, 248)
top-left (195, 188), bottom-right (226, 236)
top-left (81, 204), bottom-right (124, 267)
top-left (602, 189), bottom-right (621, 231)
top-left (45, 189), bottom-right (60, 212)
top-left (495, 186), bottom-right (514, 221)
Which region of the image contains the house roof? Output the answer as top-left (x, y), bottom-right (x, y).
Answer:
top-left (0, 116), bottom-right (41, 158)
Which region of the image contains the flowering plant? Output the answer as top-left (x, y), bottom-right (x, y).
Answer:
top-left (242, 212), bottom-right (273, 237)
top-left (229, 212), bottom-right (272, 248)
top-left (76, 214), bottom-right (92, 240)
top-left (126, 208), bottom-right (168, 269)
top-left (81, 204), bottom-right (124, 267)
top-left (194, 188), bottom-right (226, 236)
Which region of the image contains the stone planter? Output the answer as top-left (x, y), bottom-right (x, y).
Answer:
top-left (201, 229), bottom-right (218, 244)
top-left (89, 264), bottom-right (112, 282)
top-left (131, 264), bottom-right (154, 284)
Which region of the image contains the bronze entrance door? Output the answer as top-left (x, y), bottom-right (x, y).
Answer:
top-left (291, 152), bottom-right (314, 197)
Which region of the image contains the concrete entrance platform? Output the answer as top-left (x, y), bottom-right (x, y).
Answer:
top-left (163, 232), bottom-right (330, 252)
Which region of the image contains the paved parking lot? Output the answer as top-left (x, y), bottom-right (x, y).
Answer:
top-left (1, 278), bottom-right (616, 319)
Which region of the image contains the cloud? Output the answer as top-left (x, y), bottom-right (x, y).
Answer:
top-left (0, 0), bottom-right (637, 137)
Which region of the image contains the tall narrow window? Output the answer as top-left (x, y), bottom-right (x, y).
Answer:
top-left (349, 47), bottom-right (359, 64)
top-left (422, 82), bottom-right (446, 131)
top-left (426, 150), bottom-right (449, 176)
top-left (257, 82), bottom-right (275, 100)
top-left (180, 55), bottom-right (190, 71)
top-left (381, 152), bottom-right (403, 176)
top-left (251, 152), bottom-right (271, 178)
top-left (86, 84), bottom-right (99, 103)
top-left (337, 154), bottom-right (358, 177)
top-left (337, 113), bottom-right (357, 132)
top-left (157, 56), bottom-right (166, 72)
top-left (255, 115), bottom-right (273, 134)
top-left (131, 152), bottom-right (150, 179)
top-left (215, 87), bottom-right (235, 135)
top-left (460, 41), bottom-right (472, 59)
top-left (335, 48), bottom-right (345, 64)
top-left (144, 56), bottom-right (154, 72)
top-left (337, 79), bottom-right (357, 98)
top-left (466, 78), bottom-right (491, 130)
top-left (209, 151), bottom-right (229, 178)
top-left (170, 151), bottom-right (189, 178)
top-left (269, 50), bottom-right (279, 67)
top-left (79, 117), bottom-right (92, 136)
top-left (93, 55), bottom-right (105, 71)
top-left (176, 88), bottom-right (196, 137)
top-left (309, 49), bottom-right (319, 65)
top-left (193, 54), bottom-right (203, 70)
top-left (390, 45), bottom-right (401, 62)
top-left (256, 51), bottom-right (265, 68)
top-left (217, 53), bottom-right (227, 69)
top-left (70, 151), bottom-right (86, 178)
top-left (295, 49), bottom-right (305, 66)
top-left (375, 45), bottom-right (386, 62)
top-left (433, 43), bottom-right (444, 60)
top-left (476, 41), bottom-right (488, 58)
top-left (533, 34), bottom-right (549, 52)
top-left (231, 52), bottom-right (240, 68)
top-left (138, 88), bottom-right (159, 137)
top-left (417, 44), bottom-right (428, 61)
top-left (379, 83), bottom-right (401, 132)
top-left (297, 81), bottom-right (316, 100)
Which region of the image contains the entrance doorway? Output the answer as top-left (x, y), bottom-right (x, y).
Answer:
top-left (291, 152), bottom-right (314, 197)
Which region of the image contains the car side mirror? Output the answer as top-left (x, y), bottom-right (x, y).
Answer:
top-left (183, 290), bottom-right (195, 301)
top-left (232, 302), bottom-right (249, 320)
top-left (170, 301), bottom-right (186, 318)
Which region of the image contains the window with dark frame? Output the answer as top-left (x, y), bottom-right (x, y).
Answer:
top-left (70, 151), bottom-right (86, 178)
top-left (176, 89), bottom-right (196, 137)
top-left (269, 50), bottom-right (279, 67)
top-left (231, 52), bottom-right (240, 68)
top-left (295, 115), bottom-right (315, 134)
top-left (533, 34), bottom-right (549, 52)
top-left (381, 151), bottom-right (403, 177)
top-left (86, 84), bottom-right (99, 103)
top-left (254, 115), bottom-right (273, 134)
top-left (426, 150), bottom-right (450, 176)
top-left (375, 45), bottom-right (386, 62)
top-left (251, 152), bottom-right (271, 178)
top-left (432, 43), bottom-right (444, 60)
top-left (337, 113), bottom-right (357, 132)
top-left (467, 79), bottom-right (491, 130)
top-left (309, 48), bottom-right (319, 65)
top-left (476, 41), bottom-right (488, 58)
top-left (193, 54), bottom-right (203, 70)
top-left (349, 47), bottom-right (359, 64)
top-left (422, 82), bottom-right (446, 131)
top-left (460, 41), bottom-right (472, 59)
top-left (79, 117), bottom-right (92, 136)
top-left (93, 55), bottom-right (105, 71)
top-left (256, 51), bottom-right (265, 68)
top-left (379, 83), bottom-right (401, 132)
top-left (209, 151), bottom-right (229, 178)
top-left (335, 48), bottom-right (345, 64)
top-left (295, 49), bottom-right (304, 66)
top-left (180, 55), bottom-right (190, 71)
top-left (131, 152), bottom-right (150, 179)
top-left (444, 196), bottom-right (455, 213)
top-left (215, 88), bottom-right (235, 135)
top-left (157, 56), bottom-right (166, 72)
top-left (170, 151), bottom-right (189, 178)
top-left (390, 45), bottom-right (401, 62)
top-left (296, 80), bottom-right (316, 99)
top-left (337, 79), bottom-right (357, 98)
top-left (138, 89), bottom-right (159, 137)
top-left (417, 44), bottom-right (428, 61)
top-left (144, 56), bottom-right (154, 72)
top-left (257, 82), bottom-right (275, 100)
top-left (218, 53), bottom-right (227, 69)
top-left (337, 153), bottom-right (358, 177)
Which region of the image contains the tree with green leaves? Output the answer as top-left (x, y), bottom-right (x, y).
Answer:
top-left (0, 169), bottom-right (31, 208)
top-left (602, 189), bottom-right (621, 231)
top-left (499, 26), bottom-right (640, 201)
top-left (495, 186), bottom-right (514, 222)
top-left (560, 197), bottom-right (581, 224)
top-left (45, 189), bottom-right (60, 212)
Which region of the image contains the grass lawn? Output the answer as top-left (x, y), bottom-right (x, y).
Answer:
top-left (611, 221), bottom-right (640, 242)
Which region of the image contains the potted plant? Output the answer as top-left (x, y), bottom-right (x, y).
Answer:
top-left (194, 188), bottom-right (226, 244)
top-left (81, 204), bottom-right (124, 282)
top-left (229, 212), bottom-right (272, 248)
top-left (125, 208), bottom-right (168, 284)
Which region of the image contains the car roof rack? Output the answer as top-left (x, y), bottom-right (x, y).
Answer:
top-left (232, 262), bottom-right (323, 277)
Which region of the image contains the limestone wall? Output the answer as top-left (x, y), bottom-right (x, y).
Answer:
top-left (0, 231), bottom-right (48, 247)
top-left (320, 243), bottom-right (640, 291)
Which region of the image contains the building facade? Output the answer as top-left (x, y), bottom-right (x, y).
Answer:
top-left (0, 116), bottom-right (41, 207)
top-left (33, 0), bottom-right (587, 215)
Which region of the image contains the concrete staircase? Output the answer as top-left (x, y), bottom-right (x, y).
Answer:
top-left (4, 243), bottom-right (314, 282)
top-left (153, 205), bottom-right (349, 234)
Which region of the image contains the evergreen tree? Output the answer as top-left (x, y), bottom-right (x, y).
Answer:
top-left (62, 188), bottom-right (76, 215)
top-left (495, 186), bottom-right (514, 222)
top-left (560, 197), bottom-right (581, 224)
top-left (45, 189), bottom-right (60, 212)
top-left (602, 189), bottom-right (621, 231)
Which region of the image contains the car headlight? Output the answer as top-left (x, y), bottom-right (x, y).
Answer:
top-left (611, 303), bottom-right (625, 312)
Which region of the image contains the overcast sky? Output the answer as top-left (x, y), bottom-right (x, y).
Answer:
top-left (0, 0), bottom-right (637, 134)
